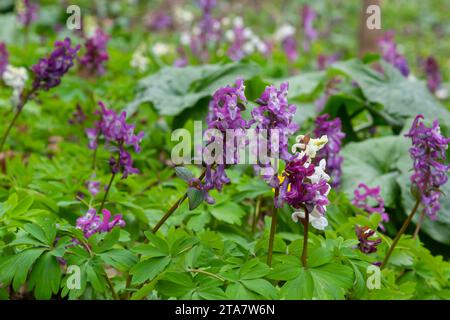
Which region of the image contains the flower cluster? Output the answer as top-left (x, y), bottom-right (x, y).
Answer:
top-left (301, 5), bottom-right (318, 52)
top-left (225, 17), bottom-right (269, 61)
top-left (2, 65), bottom-right (28, 105)
top-left (314, 77), bottom-right (341, 112)
top-left (422, 56), bottom-right (442, 93)
top-left (145, 10), bottom-right (173, 31)
top-left (193, 79), bottom-right (249, 203)
top-left (31, 38), bottom-right (80, 91)
top-left (76, 208), bottom-right (125, 238)
top-left (130, 44), bottom-right (150, 72)
top-left (355, 225), bottom-right (381, 254)
top-left (314, 114), bottom-right (345, 188)
top-left (250, 82), bottom-right (298, 189)
top-left (188, 0), bottom-right (222, 62)
top-left (274, 24), bottom-right (298, 62)
top-left (377, 31), bottom-right (410, 77)
top-left (86, 101), bottom-right (144, 178)
top-left (281, 135), bottom-right (331, 230)
top-left (352, 183), bottom-right (389, 229)
top-left (317, 53), bottom-right (339, 71)
top-left (17, 0), bottom-right (38, 28)
top-left (79, 28), bottom-right (109, 76)
top-left (405, 115), bottom-right (450, 219)
top-left (0, 42), bottom-right (8, 77)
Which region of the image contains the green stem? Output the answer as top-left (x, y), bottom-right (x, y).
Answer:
top-left (301, 208), bottom-right (309, 268)
top-left (104, 271), bottom-right (119, 300)
top-left (252, 197), bottom-right (262, 234)
top-left (413, 210), bottom-right (426, 239)
top-left (99, 172), bottom-right (116, 212)
top-left (151, 168), bottom-right (207, 234)
top-left (382, 198), bottom-right (421, 268)
top-left (0, 90), bottom-right (34, 154)
top-left (267, 188), bottom-right (279, 267)
top-left (187, 268), bottom-right (226, 282)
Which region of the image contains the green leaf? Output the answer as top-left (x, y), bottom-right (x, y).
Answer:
top-left (187, 188), bottom-right (204, 210)
top-left (156, 272), bottom-right (195, 298)
top-left (241, 279), bottom-right (278, 299)
top-left (28, 252), bottom-right (61, 300)
top-left (99, 249), bottom-right (138, 271)
top-left (330, 59), bottom-right (450, 125)
top-left (126, 63), bottom-right (259, 117)
top-left (0, 248), bottom-right (46, 291)
top-left (209, 202), bottom-right (246, 225)
top-left (130, 256), bottom-right (171, 285)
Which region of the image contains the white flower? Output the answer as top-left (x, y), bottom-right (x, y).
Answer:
top-left (435, 87), bottom-right (448, 100)
top-left (130, 46), bottom-right (149, 72)
top-left (174, 7), bottom-right (193, 24)
top-left (274, 24), bottom-right (295, 41)
top-left (233, 16), bottom-right (244, 28)
top-left (152, 42), bottom-right (170, 56)
top-left (225, 29), bottom-right (235, 42)
top-left (2, 65), bottom-right (28, 105)
top-left (180, 32), bottom-right (191, 46)
top-left (291, 135), bottom-right (328, 159)
top-left (310, 159), bottom-right (330, 184)
top-left (291, 208), bottom-right (328, 230)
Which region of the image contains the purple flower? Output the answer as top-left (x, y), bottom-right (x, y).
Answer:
top-left (189, 0), bottom-right (221, 62)
top-left (404, 115), bottom-right (450, 219)
top-left (282, 36), bottom-right (298, 62)
top-left (422, 56), bottom-right (442, 93)
top-left (314, 114), bottom-right (345, 188)
top-left (251, 82), bottom-right (298, 162)
top-left (17, 0), bottom-right (38, 27)
top-left (352, 183), bottom-right (389, 230)
top-left (355, 225), bottom-right (381, 254)
top-left (76, 208), bottom-right (125, 238)
top-left (86, 101), bottom-right (144, 178)
top-left (314, 77), bottom-right (341, 113)
top-left (377, 31), bottom-right (410, 77)
top-left (31, 37), bottom-right (80, 91)
top-left (301, 5), bottom-right (318, 52)
top-left (0, 42), bottom-right (8, 77)
top-left (87, 179), bottom-right (100, 197)
top-left (145, 11), bottom-right (172, 31)
top-left (281, 155), bottom-right (331, 229)
top-left (317, 53), bottom-right (339, 70)
top-left (79, 28), bottom-right (109, 76)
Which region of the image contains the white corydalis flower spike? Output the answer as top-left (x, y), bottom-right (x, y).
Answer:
top-left (310, 159), bottom-right (330, 184)
top-left (291, 134), bottom-right (328, 159)
top-left (291, 208), bottom-right (328, 230)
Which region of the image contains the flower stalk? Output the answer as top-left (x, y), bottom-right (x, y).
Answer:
top-left (301, 207), bottom-right (309, 268)
top-left (267, 188), bottom-right (279, 267)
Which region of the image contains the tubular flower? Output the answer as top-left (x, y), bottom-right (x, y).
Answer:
top-left (191, 79), bottom-right (248, 203)
top-left (274, 24), bottom-right (298, 62)
top-left (301, 5), bottom-right (318, 52)
top-left (352, 183), bottom-right (389, 230)
top-left (79, 28), bottom-right (109, 76)
top-left (2, 65), bottom-right (28, 105)
top-left (377, 31), bottom-right (409, 77)
top-left (314, 114), bottom-right (345, 188)
top-left (76, 208), bottom-right (125, 238)
top-left (17, 0), bottom-right (38, 27)
top-left (422, 56), bottom-right (442, 93)
top-left (281, 135), bottom-right (331, 230)
top-left (404, 115), bottom-right (450, 219)
top-left (85, 101), bottom-right (144, 178)
top-left (31, 38), bottom-right (80, 91)
top-left (355, 225), bottom-right (381, 254)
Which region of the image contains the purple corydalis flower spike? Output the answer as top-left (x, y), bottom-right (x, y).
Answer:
top-left (145, 11), bottom-right (172, 31)
top-left (301, 4), bottom-right (318, 52)
top-left (76, 208), bottom-right (125, 238)
top-left (79, 28), bottom-right (109, 76)
top-left (355, 225), bottom-right (381, 254)
top-left (352, 183), bottom-right (389, 230)
top-left (314, 114), bottom-right (345, 188)
top-left (422, 56), bottom-right (442, 93)
top-left (31, 37), bottom-right (80, 91)
top-left (17, 0), bottom-right (38, 27)
top-left (377, 31), bottom-right (410, 77)
top-left (405, 115), bottom-right (450, 219)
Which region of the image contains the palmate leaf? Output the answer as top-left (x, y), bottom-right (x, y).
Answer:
top-left (28, 252), bottom-right (61, 300)
top-left (125, 62), bottom-right (259, 117)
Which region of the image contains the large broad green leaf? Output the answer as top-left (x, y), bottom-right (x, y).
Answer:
top-left (341, 136), bottom-right (407, 206)
top-left (330, 59), bottom-right (450, 126)
top-left (272, 71), bottom-right (325, 100)
top-left (125, 63), bottom-right (259, 117)
top-left (209, 202), bottom-right (246, 225)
